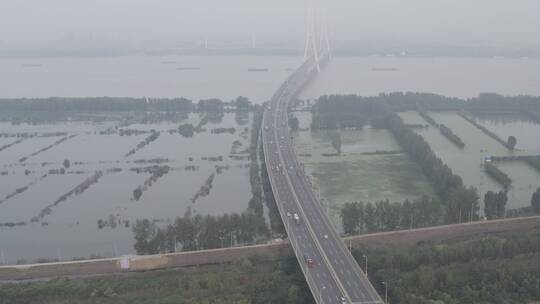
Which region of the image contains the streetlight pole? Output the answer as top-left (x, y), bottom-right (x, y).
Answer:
top-left (363, 254), bottom-right (368, 276)
top-left (382, 281), bottom-right (388, 304)
top-left (319, 286), bottom-right (326, 304)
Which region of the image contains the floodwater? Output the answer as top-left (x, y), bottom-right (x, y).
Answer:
top-left (0, 56), bottom-right (301, 103)
top-left (2, 56), bottom-right (540, 103)
top-left (0, 113), bottom-right (253, 263)
top-left (292, 112), bottom-right (435, 230)
top-left (301, 56), bottom-right (540, 100)
top-left (399, 111), bottom-right (540, 211)
top-left (2, 54), bottom-right (540, 261)
top-left (469, 113), bottom-right (540, 155)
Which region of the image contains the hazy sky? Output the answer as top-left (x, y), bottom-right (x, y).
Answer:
top-left (1, 0), bottom-right (539, 49)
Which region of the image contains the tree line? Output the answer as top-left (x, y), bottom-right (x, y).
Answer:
top-left (484, 162), bottom-right (512, 190)
top-left (314, 92), bottom-right (540, 112)
top-left (341, 197), bottom-right (443, 235)
top-left (0, 96), bottom-right (256, 113)
top-left (341, 188), bottom-right (536, 234)
top-left (355, 231), bottom-right (540, 303)
top-left (312, 95), bottom-right (481, 224)
top-left (0, 252), bottom-right (313, 304)
top-left (132, 211), bottom-right (269, 254)
top-left (483, 191), bottom-right (507, 219)
top-left (383, 112), bottom-right (480, 224)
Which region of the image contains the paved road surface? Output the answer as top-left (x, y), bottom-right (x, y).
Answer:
top-left (262, 58), bottom-right (384, 304)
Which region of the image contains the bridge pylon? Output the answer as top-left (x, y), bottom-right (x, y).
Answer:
top-left (303, 0), bottom-right (331, 73)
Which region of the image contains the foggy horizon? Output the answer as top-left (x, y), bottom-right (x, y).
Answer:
top-left (2, 0), bottom-right (540, 56)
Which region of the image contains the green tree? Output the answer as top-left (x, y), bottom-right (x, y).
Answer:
top-left (484, 191), bottom-right (497, 219)
top-left (364, 202), bottom-right (376, 233)
top-left (132, 219), bottom-right (158, 254)
top-left (495, 191), bottom-right (507, 218)
top-left (341, 202), bottom-right (362, 234)
top-left (532, 188), bottom-right (540, 213)
top-left (448, 186), bottom-right (480, 223)
top-left (234, 96), bottom-right (251, 112)
top-left (287, 285), bottom-right (303, 303)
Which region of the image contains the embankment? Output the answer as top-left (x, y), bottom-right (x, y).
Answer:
top-left (1, 216), bottom-right (539, 281)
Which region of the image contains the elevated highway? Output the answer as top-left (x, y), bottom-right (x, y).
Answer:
top-left (262, 57), bottom-right (384, 304)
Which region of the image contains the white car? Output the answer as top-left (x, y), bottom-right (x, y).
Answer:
top-left (286, 212), bottom-right (291, 218)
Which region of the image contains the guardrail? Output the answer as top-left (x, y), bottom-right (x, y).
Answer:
top-left (265, 55), bottom-right (383, 303)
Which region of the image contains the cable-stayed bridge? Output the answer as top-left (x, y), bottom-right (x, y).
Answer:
top-left (261, 3), bottom-right (385, 303)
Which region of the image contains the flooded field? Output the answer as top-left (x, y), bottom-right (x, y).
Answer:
top-left (292, 112), bottom-right (435, 230)
top-left (301, 56), bottom-right (540, 100)
top-left (468, 112), bottom-right (540, 155)
top-left (0, 113), bottom-right (253, 263)
top-left (399, 111), bottom-right (540, 211)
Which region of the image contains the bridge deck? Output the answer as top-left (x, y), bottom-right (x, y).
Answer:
top-left (262, 58), bottom-right (383, 304)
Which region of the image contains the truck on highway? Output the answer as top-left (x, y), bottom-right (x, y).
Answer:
top-left (303, 255), bottom-right (315, 268)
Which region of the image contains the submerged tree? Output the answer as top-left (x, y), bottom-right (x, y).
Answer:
top-left (289, 116), bottom-right (300, 131)
top-left (328, 131), bottom-right (342, 154)
top-left (507, 136), bottom-right (517, 150)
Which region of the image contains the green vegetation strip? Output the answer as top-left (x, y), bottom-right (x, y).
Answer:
top-left (353, 230), bottom-right (540, 304)
top-left (417, 110), bottom-right (465, 149)
top-left (0, 257), bottom-right (313, 304)
top-left (457, 112), bottom-right (514, 150)
top-left (0, 174), bottom-right (48, 206)
top-left (19, 135), bottom-right (76, 163)
top-left (2, 230), bottom-right (539, 304)
top-left (0, 138), bottom-right (24, 153)
top-left (484, 162), bottom-right (512, 189)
